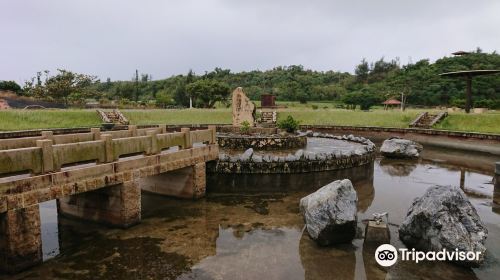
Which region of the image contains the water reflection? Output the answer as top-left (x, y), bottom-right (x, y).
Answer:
top-left (379, 159), bottom-right (417, 177)
top-left (299, 232), bottom-right (356, 279)
top-left (3, 148), bottom-right (500, 280)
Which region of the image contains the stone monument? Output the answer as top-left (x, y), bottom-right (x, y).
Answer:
top-left (232, 87), bottom-right (255, 126)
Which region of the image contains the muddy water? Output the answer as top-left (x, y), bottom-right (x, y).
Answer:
top-left (4, 148), bottom-right (500, 280)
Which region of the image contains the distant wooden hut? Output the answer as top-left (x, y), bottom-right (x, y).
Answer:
top-left (260, 94), bottom-right (276, 108)
top-left (382, 99), bottom-right (401, 110)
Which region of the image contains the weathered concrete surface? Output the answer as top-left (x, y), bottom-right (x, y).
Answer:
top-left (58, 181), bottom-right (141, 228)
top-left (0, 205), bottom-right (42, 273)
top-left (399, 185), bottom-right (488, 267)
top-left (140, 162), bottom-right (206, 199)
top-left (232, 87), bottom-right (255, 127)
top-left (300, 179), bottom-right (358, 246)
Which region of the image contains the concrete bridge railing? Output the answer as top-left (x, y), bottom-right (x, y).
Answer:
top-left (0, 125), bottom-right (181, 150)
top-left (0, 126), bottom-right (218, 273)
top-left (0, 126), bottom-right (216, 176)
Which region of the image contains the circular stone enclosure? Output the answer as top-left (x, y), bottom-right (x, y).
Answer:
top-left (209, 133), bottom-right (376, 174)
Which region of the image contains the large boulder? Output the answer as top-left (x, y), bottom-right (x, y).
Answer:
top-left (380, 137), bottom-right (423, 158)
top-left (300, 179), bottom-right (358, 246)
top-left (239, 148), bottom-right (253, 161)
top-left (399, 185), bottom-right (488, 267)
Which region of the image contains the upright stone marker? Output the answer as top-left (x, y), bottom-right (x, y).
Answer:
top-left (232, 87), bottom-right (255, 127)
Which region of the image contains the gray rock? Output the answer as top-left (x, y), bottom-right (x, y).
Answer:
top-left (252, 154), bottom-right (263, 163)
top-left (305, 151), bottom-right (317, 160)
top-left (218, 154), bottom-right (229, 161)
top-left (239, 148), bottom-right (254, 162)
top-left (285, 154), bottom-right (296, 161)
top-left (399, 185), bottom-right (488, 267)
top-left (316, 153), bottom-right (327, 160)
top-left (295, 149), bottom-right (304, 159)
top-left (312, 132), bottom-right (320, 137)
top-left (263, 154), bottom-right (273, 162)
top-left (300, 179), bottom-right (358, 246)
top-left (354, 148), bottom-right (365, 156)
top-left (306, 130), bottom-right (314, 137)
top-left (229, 155), bottom-right (239, 162)
top-left (380, 137), bottom-right (423, 158)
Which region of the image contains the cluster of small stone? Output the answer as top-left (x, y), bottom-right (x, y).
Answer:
top-left (217, 131), bottom-right (376, 163)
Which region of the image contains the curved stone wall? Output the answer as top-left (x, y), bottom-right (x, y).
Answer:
top-left (209, 133), bottom-right (376, 174)
top-left (217, 133), bottom-right (307, 150)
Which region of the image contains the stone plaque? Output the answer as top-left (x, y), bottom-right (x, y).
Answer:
top-left (232, 87), bottom-right (255, 126)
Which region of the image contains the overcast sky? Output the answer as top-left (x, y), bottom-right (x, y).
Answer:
top-left (1, 0), bottom-right (499, 83)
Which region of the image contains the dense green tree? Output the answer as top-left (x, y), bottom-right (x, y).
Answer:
top-left (0, 80), bottom-right (22, 93)
top-left (23, 69), bottom-right (98, 104)
top-left (22, 49), bottom-right (500, 109)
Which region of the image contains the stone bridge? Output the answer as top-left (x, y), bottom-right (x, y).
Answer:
top-left (0, 125), bottom-right (218, 273)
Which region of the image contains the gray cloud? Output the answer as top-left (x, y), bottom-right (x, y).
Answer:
top-left (1, 0), bottom-right (499, 83)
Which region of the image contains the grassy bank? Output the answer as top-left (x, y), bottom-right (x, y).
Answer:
top-left (0, 108), bottom-right (499, 134)
top-left (0, 110), bottom-right (101, 131)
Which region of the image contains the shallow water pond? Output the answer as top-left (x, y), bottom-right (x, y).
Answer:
top-left (4, 147), bottom-right (500, 280)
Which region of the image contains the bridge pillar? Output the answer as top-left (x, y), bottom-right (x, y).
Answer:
top-left (57, 180), bottom-right (141, 228)
top-left (0, 205), bottom-right (42, 273)
top-left (140, 162), bottom-right (206, 199)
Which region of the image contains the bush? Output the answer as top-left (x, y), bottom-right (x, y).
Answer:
top-left (311, 105), bottom-right (318, 110)
top-left (277, 115), bottom-right (300, 133)
top-left (474, 99), bottom-right (494, 108)
top-left (240, 121), bottom-right (250, 134)
top-left (450, 99), bottom-right (465, 108)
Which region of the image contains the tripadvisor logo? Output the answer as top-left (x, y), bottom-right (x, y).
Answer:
top-left (374, 244), bottom-right (483, 267)
top-left (375, 244), bottom-right (398, 267)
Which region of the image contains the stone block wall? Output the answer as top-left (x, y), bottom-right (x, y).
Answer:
top-left (0, 205), bottom-right (42, 273)
top-left (217, 134), bottom-right (307, 150)
top-left (57, 181), bottom-right (141, 228)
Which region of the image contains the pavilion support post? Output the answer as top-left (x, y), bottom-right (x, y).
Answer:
top-left (465, 76), bottom-right (472, 114)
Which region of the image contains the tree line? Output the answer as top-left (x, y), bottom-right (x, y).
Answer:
top-left (1, 48), bottom-right (499, 109)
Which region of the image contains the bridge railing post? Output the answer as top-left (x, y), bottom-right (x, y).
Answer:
top-left (147, 130), bottom-right (159, 154)
top-left (91, 127), bottom-right (101, 141)
top-left (159, 124), bottom-right (167, 134)
top-left (181, 128), bottom-right (192, 149)
top-left (41, 131), bottom-right (54, 141)
top-left (35, 139), bottom-right (54, 173)
top-left (101, 134), bottom-right (115, 162)
top-left (208, 125), bottom-right (216, 144)
top-left (128, 125), bottom-right (137, 137)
